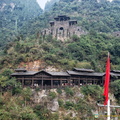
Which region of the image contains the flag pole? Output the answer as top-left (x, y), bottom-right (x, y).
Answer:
top-left (107, 98), bottom-right (110, 120)
top-left (107, 52), bottom-right (110, 120)
top-left (103, 52), bottom-right (111, 120)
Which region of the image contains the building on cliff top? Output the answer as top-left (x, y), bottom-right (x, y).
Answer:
top-left (40, 15), bottom-right (87, 41)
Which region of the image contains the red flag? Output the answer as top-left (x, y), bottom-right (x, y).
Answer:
top-left (103, 53), bottom-right (110, 105)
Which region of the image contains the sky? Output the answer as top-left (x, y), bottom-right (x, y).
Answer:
top-left (37, 0), bottom-right (50, 9)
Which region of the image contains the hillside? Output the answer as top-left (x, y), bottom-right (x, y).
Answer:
top-left (0, 70), bottom-right (120, 120)
top-left (19, 0), bottom-right (120, 40)
top-left (0, 1), bottom-right (120, 120)
top-left (0, 0), bottom-right (43, 48)
top-left (0, 0), bottom-right (120, 72)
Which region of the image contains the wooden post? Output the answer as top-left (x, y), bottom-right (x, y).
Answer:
top-left (32, 77), bottom-right (34, 88)
top-left (78, 78), bottom-right (80, 86)
top-left (51, 78), bottom-right (53, 89)
top-left (22, 77), bottom-right (24, 87)
top-left (60, 79), bottom-right (62, 88)
top-left (42, 80), bottom-right (43, 89)
top-left (67, 78), bottom-right (70, 86)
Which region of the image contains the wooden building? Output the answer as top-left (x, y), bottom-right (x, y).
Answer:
top-left (11, 68), bottom-right (120, 89)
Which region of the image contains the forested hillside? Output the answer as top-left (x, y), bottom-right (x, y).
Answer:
top-left (0, 0), bottom-right (119, 71)
top-left (0, 0), bottom-right (43, 48)
top-left (19, 0), bottom-right (120, 41)
top-left (0, 0), bottom-right (120, 119)
top-left (45, 0), bottom-right (59, 11)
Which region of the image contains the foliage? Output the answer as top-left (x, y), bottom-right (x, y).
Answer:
top-left (64, 101), bottom-right (75, 110)
top-left (0, 0), bottom-right (43, 48)
top-left (33, 105), bottom-right (59, 120)
top-left (0, 32), bottom-right (120, 72)
top-left (49, 91), bottom-right (57, 100)
top-left (21, 87), bottom-right (32, 106)
top-left (57, 88), bottom-right (62, 94)
top-left (64, 87), bottom-right (74, 97)
top-left (0, 69), bottom-right (17, 93)
top-left (110, 80), bottom-right (120, 104)
top-left (81, 85), bottom-right (104, 102)
top-left (58, 99), bottom-right (64, 107)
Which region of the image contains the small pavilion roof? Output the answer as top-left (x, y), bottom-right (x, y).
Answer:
top-left (14, 68), bottom-right (27, 72)
top-left (73, 68), bottom-right (94, 73)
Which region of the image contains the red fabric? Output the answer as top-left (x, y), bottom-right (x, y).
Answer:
top-left (103, 55), bottom-right (110, 105)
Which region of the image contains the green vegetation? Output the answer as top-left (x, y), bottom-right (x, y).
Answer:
top-left (110, 80), bottom-right (120, 104)
top-left (57, 88), bottom-right (62, 94)
top-left (0, 0), bottom-right (43, 48)
top-left (0, 77), bottom-right (119, 120)
top-left (81, 85), bottom-right (104, 102)
top-left (64, 86), bottom-right (74, 96)
top-left (49, 91), bottom-right (57, 100)
top-left (0, 0), bottom-right (120, 72)
top-left (0, 0), bottom-right (120, 119)
top-left (1, 32), bottom-right (120, 72)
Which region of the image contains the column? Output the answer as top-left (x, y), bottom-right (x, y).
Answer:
top-left (51, 78), bottom-right (53, 89)
top-left (78, 78), bottom-right (80, 86)
top-left (32, 77), bottom-right (34, 88)
top-left (22, 77), bottom-right (24, 87)
top-left (42, 80), bottom-right (43, 89)
top-left (60, 79), bottom-right (62, 88)
top-left (67, 78), bottom-right (70, 86)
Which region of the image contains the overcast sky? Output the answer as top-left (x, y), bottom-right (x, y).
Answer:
top-left (37, 0), bottom-right (49, 9)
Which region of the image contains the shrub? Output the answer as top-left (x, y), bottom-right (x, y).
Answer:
top-left (57, 88), bottom-right (62, 94)
top-left (58, 99), bottom-right (64, 107)
top-left (64, 87), bottom-right (74, 97)
top-left (51, 113), bottom-right (59, 120)
top-left (49, 91), bottom-right (57, 100)
top-left (110, 80), bottom-right (120, 104)
top-left (64, 101), bottom-right (75, 110)
top-left (81, 85), bottom-right (103, 102)
top-left (33, 105), bottom-right (51, 120)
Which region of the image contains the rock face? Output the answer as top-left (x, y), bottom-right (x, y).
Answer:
top-left (33, 89), bottom-right (59, 112)
top-left (33, 90), bottom-right (47, 103)
top-left (48, 98), bottom-right (59, 112)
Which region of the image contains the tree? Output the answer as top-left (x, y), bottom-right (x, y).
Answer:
top-left (110, 80), bottom-right (120, 104)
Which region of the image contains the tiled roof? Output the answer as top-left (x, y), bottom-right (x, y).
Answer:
top-left (11, 68), bottom-right (120, 77)
top-left (110, 72), bottom-right (120, 77)
top-left (111, 70), bottom-right (120, 73)
top-left (67, 71), bottom-right (104, 77)
top-left (11, 71), bottom-right (37, 76)
top-left (47, 72), bottom-right (70, 76)
top-left (12, 70), bottom-right (70, 77)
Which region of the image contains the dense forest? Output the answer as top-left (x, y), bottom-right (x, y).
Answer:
top-left (0, 0), bottom-right (120, 119)
top-left (0, 0), bottom-right (43, 47)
